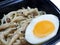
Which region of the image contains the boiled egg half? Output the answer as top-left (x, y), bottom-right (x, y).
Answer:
top-left (25, 14), bottom-right (59, 44)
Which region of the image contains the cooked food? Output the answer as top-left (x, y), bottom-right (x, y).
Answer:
top-left (0, 7), bottom-right (59, 45)
top-left (25, 14), bottom-right (59, 44)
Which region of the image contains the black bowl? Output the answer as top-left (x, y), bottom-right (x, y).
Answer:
top-left (0, 0), bottom-right (60, 45)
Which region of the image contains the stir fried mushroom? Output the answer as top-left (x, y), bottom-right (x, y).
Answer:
top-left (0, 34), bottom-right (7, 45)
top-left (8, 34), bottom-right (19, 45)
top-left (6, 18), bottom-right (11, 23)
top-left (0, 23), bottom-right (17, 31)
top-left (0, 7), bottom-right (46, 45)
top-left (3, 28), bottom-right (16, 35)
top-left (0, 23), bottom-right (9, 31)
top-left (11, 16), bottom-right (26, 23)
top-left (0, 28), bottom-right (16, 45)
top-left (13, 40), bottom-right (21, 45)
top-left (8, 22), bottom-right (29, 45)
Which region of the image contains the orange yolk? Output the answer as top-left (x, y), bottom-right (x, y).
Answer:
top-left (33, 20), bottom-right (55, 38)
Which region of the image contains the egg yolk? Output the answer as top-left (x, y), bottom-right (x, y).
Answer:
top-left (33, 20), bottom-right (55, 38)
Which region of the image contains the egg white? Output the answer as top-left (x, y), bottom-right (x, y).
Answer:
top-left (25, 14), bottom-right (59, 44)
